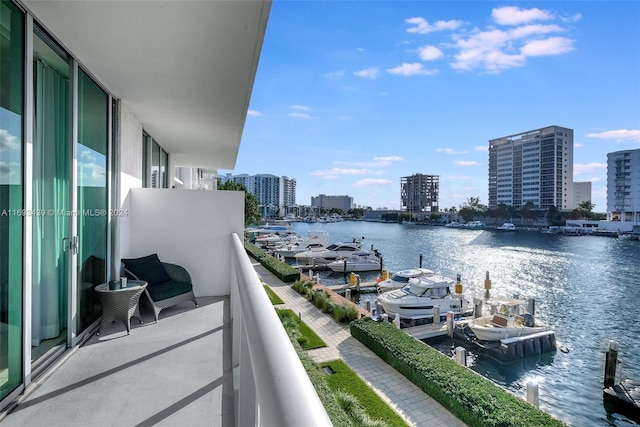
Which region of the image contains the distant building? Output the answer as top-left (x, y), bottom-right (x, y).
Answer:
top-left (488, 125), bottom-right (574, 210)
top-left (220, 173), bottom-right (296, 217)
top-left (311, 194), bottom-right (353, 212)
top-left (400, 174), bottom-right (439, 213)
top-left (573, 181), bottom-right (592, 208)
top-left (607, 149), bottom-right (640, 222)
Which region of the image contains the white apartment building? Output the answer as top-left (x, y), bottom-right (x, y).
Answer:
top-left (607, 149), bottom-right (640, 222)
top-left (573, 181), bottom-right (592, 207)
top-left (311, 194), bottom-right (354, 212)
top-left (220, 173), bottom-right (296, 217)
top-left (489, 126), bottom-right (574, 210)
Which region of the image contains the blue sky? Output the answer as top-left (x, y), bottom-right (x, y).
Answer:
top-left (224, 1), bottom-right (640, 212)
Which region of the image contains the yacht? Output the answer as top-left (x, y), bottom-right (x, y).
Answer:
top-left (273, 230), bottom-right (330, 258)
top-left (376, 276), bottom-right (471, 321)
top-left (327, 251), bottom-right (381, 273)
top-left (466, 298), bottom-right (548, 341)
top-left (293, 239), bottom-right (364, 265)
top-left (496, 223), bottom-right (517, 231)
top-left (376, 268), bottom-right (436, 292)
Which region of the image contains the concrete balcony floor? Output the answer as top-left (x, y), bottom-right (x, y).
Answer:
top-left (2, 297), bottom-right (232, 427)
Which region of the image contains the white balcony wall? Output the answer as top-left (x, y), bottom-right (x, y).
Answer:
top-left (125, 188), bottom-right (244, 296)
top-left (115, 101), bottom-right (144, 276)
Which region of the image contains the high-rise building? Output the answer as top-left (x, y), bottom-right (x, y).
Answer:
top-left (607, 149), bottom-right (640, 222)
top-left (400, 174), bottom-right (439, 212)
top-left (573, 181), bottom-right (592, 208)
top-left (310, 194), bottom-right (353, 212)
top-left (488, 126), bottom-right (574, 210)
top-left (220, 173), bottom-right (296, 216)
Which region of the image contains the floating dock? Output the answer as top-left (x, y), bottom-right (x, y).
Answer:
top-left (326, 281), bottom-right (379, 293)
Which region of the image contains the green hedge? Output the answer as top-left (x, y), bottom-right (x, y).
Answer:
top-left (291, 280), bottom-right (360, 323)
top-left (245, 241), bottom-right (300, 282)
top-left (350, 318), bottom-right (566, 427)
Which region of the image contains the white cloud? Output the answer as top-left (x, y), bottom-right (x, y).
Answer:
top-left (387, 63), bottom-right (437, 76)
top-left (0, 161), bottom-right (20, 184)
top-left (447, 11), bottom-right (574, 73)
top-left (574, 163), bottom-right (607, 175)
top-left (520, 37), bottom-right (575, 56)
top-left (574, 143), bottom-right (583, 148)
top-left (334, 156), bottom-right (404, 168)
top-left (474, 145), bottom-right (488, 152)
top-left (374, 156), bottom-right (404, 162)
top-left (406, 17), bottom-right (464, 34)
top-left (418, 45), bottom-right (444, 61)
top-left (0, 129), bottom-right (20, 152)
top-left (353, 67), bottom-right (380, 79)
top-left (586, 129), bottom-right (640, 142)
top-left (247, 110), bottom-right (262, 116)
top-left (437, 148), bottom-right (468, 155)
top-left (455, 160), bottom-right (481, 166)
top-left (561, 13), bottom-right (583, 24)
top-left (451, 25), bottom-right (574, 72)
top-left (290, 105), bottom-right (312, 111)
top-left (354, 179), bottom-right (393, 187)
top-left (288, 112), bottom-right (311, 119)
top-left (310, 168), bottom-right (369, 179)
top-left (0, 161), bottom-right (13, 174)
top-left (492, 6), bottom-right (554, 26)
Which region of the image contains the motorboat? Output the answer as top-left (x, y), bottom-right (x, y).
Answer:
top-left (376, 276), bottom-right (470, 321)
top-left (376, 268), bottom-right (436, 292)
top-left (294, 239), bottom-right (364, 265)
top-left (467, 298), bottom-right (548, 342)
top-left (273, 230), bottom-right (330, 258)
top-left (496, 223), bottom-right (517, 231)
top-left (445, 221), bottom-right (464, 228)
top-left (463, 221), bottom-right (485, 229)
top-left (327, 251), bottom-right (381, 272)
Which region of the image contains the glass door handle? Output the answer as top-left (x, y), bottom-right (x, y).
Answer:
top-left (62, 237), bottom-right (70, 252)
top-left (70, 236), bottom-right (78, 255)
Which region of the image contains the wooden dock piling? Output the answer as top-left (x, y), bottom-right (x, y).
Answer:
top-left (602, 341), bottom-right (640, 420)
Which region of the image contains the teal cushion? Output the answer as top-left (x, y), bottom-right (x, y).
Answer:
top-left (122, 254), bottom-right (172, 286)
top-left (147, 280), bottom-right (193, 301)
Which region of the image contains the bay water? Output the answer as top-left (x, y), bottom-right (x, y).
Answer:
top-left (288, 221), bottom-right (640, 427)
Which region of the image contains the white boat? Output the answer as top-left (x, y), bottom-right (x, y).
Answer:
top-left (327, 251), bottom-right (381, 272)
top-left (376, 276), bottom-right (470, 321)
top-left (294, 239), bottom-right (364, 265)
top-left (467, 298), bottom-right (548, 342)
top-left (273, 230), bottom-right (330, 258)
top-left (376, 268), bottom-right (436, 292)
top-left (463, 221), bottom-right (485, 229)
top-left (445, 221), bottom-right (464, 228)
top-left (496, 222), bottom-right (517, 231)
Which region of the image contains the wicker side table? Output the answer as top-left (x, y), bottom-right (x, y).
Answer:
top-left (95, 280), bottom-right (147, 335)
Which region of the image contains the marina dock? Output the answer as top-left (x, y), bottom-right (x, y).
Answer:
top-left (603, 379), bottom-right (640, 420)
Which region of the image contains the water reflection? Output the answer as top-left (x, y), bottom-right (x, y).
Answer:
top-left (289, 221), bottom-right (640, 427)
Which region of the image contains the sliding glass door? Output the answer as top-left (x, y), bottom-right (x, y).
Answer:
top-left (76, 69), bottom-right (108, 332)
top-left (31, 30), bottom-right (71, 364)
top-left (0, 0), bottom-right (24, 403)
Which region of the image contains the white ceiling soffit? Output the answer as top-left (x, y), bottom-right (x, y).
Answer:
top-left (23, 0), bottom-right (271, 170)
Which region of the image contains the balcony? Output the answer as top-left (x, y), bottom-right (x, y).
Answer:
top-left (1, 189), bottom-right (330, 426)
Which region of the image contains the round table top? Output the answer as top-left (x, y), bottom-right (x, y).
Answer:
top-left (95, 280), bottom-right (147, 293)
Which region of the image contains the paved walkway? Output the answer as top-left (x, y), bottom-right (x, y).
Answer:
top-left (254, 263), bottom-right (467, 427)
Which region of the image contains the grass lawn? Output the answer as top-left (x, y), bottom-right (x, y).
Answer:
top-left (276, 308), bottom-right (327, 350)
top-left (320, 359), bottom-right (409, 427)
top-left (263, 285), bottom-right (284, 305)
